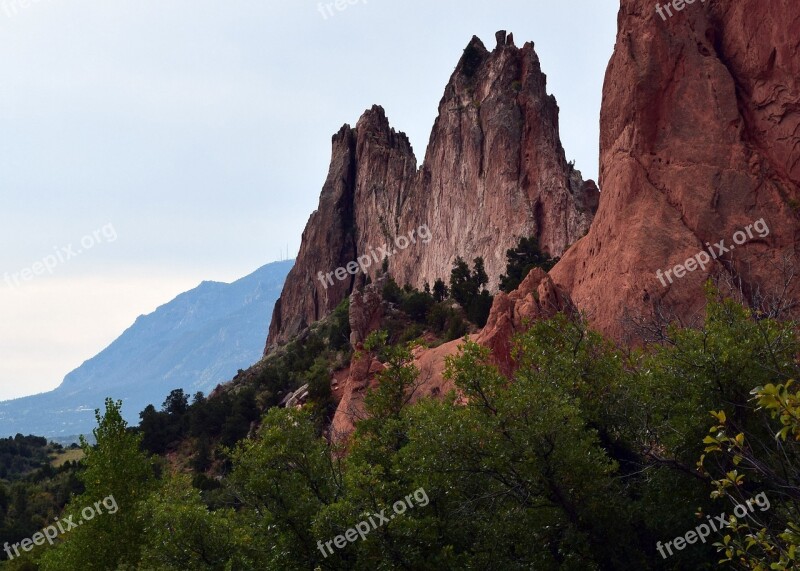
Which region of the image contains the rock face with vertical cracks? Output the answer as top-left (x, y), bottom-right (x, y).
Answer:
top-left (550, 0), bottom-right (800, 340)
top-left (267, 31), bottom-right (599, 348)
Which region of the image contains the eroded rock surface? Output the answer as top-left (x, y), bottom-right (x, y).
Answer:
top-left (550, 0), bottom-right (800, 339)
top-left (267, 32), bottom-right (598, 348)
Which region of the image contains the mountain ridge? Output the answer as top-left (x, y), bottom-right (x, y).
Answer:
top-left (0, 260), bottom-right (293, 437)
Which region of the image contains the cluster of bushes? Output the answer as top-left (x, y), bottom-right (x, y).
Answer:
top-left (380, 236), bottom-right (558, 343)
top-left (380, 277), bottom-right (469, 344)
top-left (253, 299), bottom-right (351, 404)
top-left (137, 388), bottom-right (260, 463)
top-left (7, 289), bottom-right (800, 570)
top-left (0, 436), bottom-right (53, 480)
top-left (0, 458), bottom-right (82, 560)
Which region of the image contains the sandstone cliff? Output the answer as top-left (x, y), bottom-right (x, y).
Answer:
top-left (326, 0), bottom-right (800, 436)
top-left (550, 0), bottom-right (800, 340)
top-left (267, 31), bottom-right (599, 348)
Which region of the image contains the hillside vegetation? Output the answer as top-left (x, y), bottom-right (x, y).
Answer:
top-left (2, 242), bottom-right (799, 570)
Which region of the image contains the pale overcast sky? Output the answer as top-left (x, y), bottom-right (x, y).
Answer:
top-left (0, 0), bottom-right (618, 401)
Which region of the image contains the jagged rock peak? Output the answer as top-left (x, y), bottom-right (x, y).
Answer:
top-left (495, 30), bottom-right (515, 48)
top-left (266, 31), bottom-right (598, 349)
top-left (354, 105), bottom-right (415, 156)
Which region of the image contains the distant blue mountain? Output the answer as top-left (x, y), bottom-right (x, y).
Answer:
top-left (0, 260), bottom-right (293, 438)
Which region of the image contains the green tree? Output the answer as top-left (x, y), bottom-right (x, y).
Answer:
top-left (40, 399), bottom-right (155, 570)
top-left (381, 277), bottom-right (404, 304)
top-left (163, 388), bottom-right (189, 416)
top-left (314, 331), bottom-right (425, 569)
top-left (306, 356), bottom-right (335, 422)
top-left (228, 407), bottom-right (343, 570)
top-left (390, 337), bottom-right (637, 569)
top-left (400, 290), bottom-right (434, 323)
top-left (699, 381), bottom-right (800, 569)
top-left (432, 278), bottom-right (448, 303)
top-left (191, 435), bottom-right (212, 473)
top-left (137, 474), bottom-right (244, 570)
top-left (449, 257), bottom-right (492, 327)
top-left (353, 331), bottom-right (419, 453)
top-left (499, 236), bottom-right (559, 293)
top-left (323, 298), bottom-right (352, 351)
top-left (448, 256), bottom-right (473, 308)
top-left (220, 389), bottom-right (259, 447)
top-left (138, 404), bottom-right (169, 454)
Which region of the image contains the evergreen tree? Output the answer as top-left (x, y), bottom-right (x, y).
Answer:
top-left (499, 236), bottom-right (559, 293)
top-left (432, 278), bottom-right (448, 303)
top-left (449, 256), bottom-right (492, 327)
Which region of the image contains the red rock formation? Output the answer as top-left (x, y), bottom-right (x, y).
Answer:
top-left (329, 0), bottom-right (800, 435)
top-left (550, 0), bottom-right (800, 340)
top-left (331, 334), bottom-right (464, 441)
top-left (348, 275), bottom-right (387, 346)
top-left (330, 350), bottom-right (385, 441)
top-left (331, 280), bottom-right (465, 439)
top-left (267, 115), bottom-right (417, 347)
top-left (267, 31), bottom-right (599, 348)
top-left (474, 267), bottom-right (575, 376)
top-left (282, 2), bottom-right (800, 440)
top-left (330, 268), bottom-right (575, 438)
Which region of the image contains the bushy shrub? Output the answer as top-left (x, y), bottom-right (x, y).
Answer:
top-left (401, 290), bottom-right (435, 323)
top-left (382, 277), bottom-right (404, 304)
top-left (499, 236), bottom-right (559, 293)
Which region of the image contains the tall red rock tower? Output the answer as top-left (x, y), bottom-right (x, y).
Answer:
top-left (551, 0), bottom-right (800, 340)
top-left (267, 31), bottom-right (599, 348)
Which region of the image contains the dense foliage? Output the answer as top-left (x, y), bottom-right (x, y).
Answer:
top-left (448, 256), bottom-right (493, 327)
top-left (499, 235), bottom-right (559, 293)
top-left (0, 437), bottom-right (82, 564)
top-left (0, 436), bottom-right (55, 481)
top-left (4, 288), bottom-right (800, 569)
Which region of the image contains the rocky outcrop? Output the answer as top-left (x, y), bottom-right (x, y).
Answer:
top-left (266, 114), bottom-right (417, 347)
top-left (330, 351), bottom-right (385, 440)
top-left (329, 267), bottom-right (576, 439)
top-left (474, 268), bottom-right (575, 376)
top-left (330, 333), bottom-right (465, 441)
top-left (348, 276), bottom-right (387, 346)
top-left (550, 0), bottom-right (800, 340)
top-left (267, 31), bottom-right (599, 348)
top-left (282, 1), bottom-right (800, 440)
